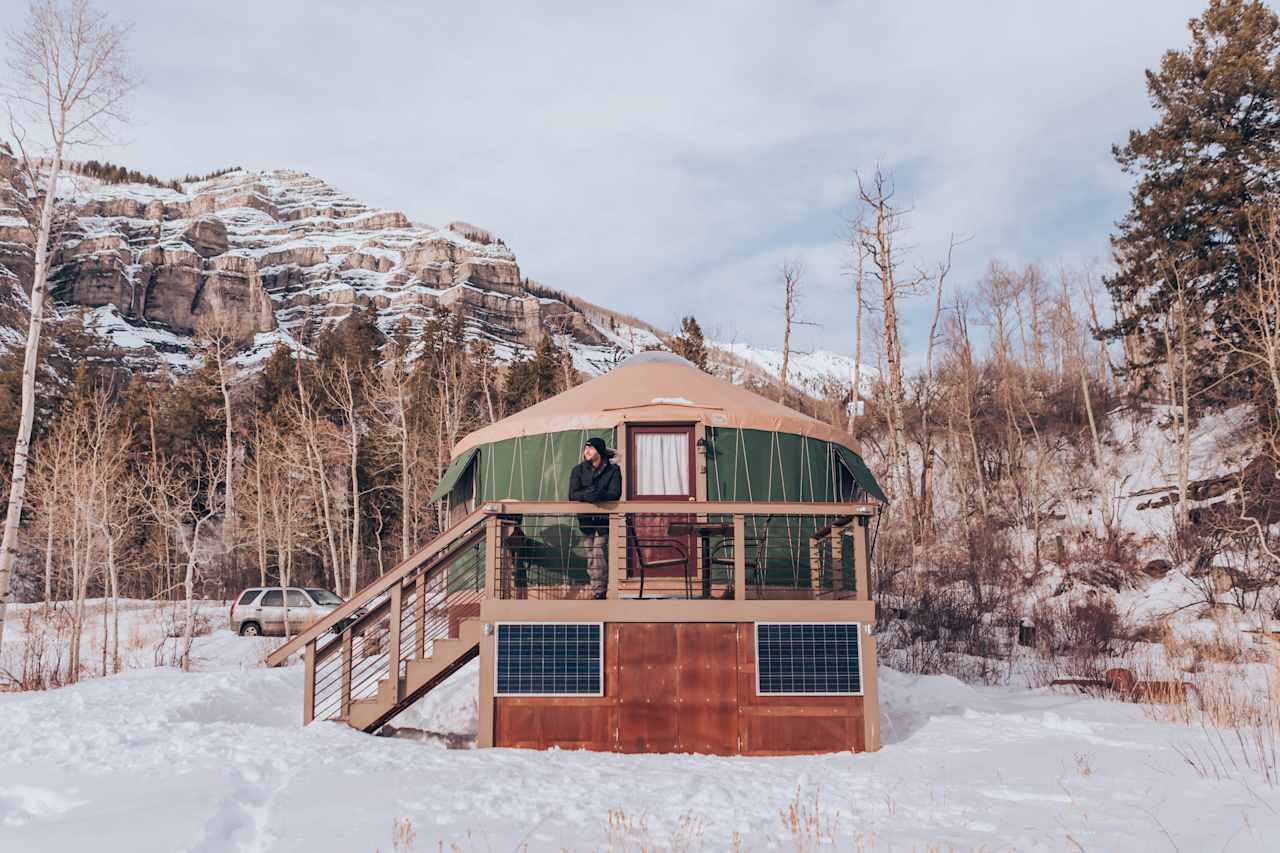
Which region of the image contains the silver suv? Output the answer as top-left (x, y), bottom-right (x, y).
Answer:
top-left (229, 587), bottom-right (344, 637)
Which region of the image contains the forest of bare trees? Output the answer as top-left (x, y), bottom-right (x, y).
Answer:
top-left (0, 300), bottom-right (589, 677)
top-left (1, 0), bottom-right (1279, 693)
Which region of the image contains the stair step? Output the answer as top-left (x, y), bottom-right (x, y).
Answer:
top-left (347, 696), bottom-right (383, 730)
top-left (346, 621), bottom-right (484, 733)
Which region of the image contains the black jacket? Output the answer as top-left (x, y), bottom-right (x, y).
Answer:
top-left (568, 459), bottom-right (621, 532)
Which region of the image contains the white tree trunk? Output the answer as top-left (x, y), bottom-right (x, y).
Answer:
top-left (397, 380), bottom-right (411, 561)
top-left (0, 151), bottom-right (63, 652)
top-left (107, 533), bottom-right (119, 674)
top-left (180, 521), bottom-right (203, 672)
top-left (348, 416), bottom-right (360, 595)
top-left (217, 343), bottom-right (236, 569)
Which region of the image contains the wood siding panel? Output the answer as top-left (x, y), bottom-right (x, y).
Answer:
top-left (675, 623), bottom-right (739, 754)
top-left (743, 712), bottom-right (856, 755)
top-left (492, 620), bottom-right (867, 755)
top-left (617, 623), bottom-right (678, 753)
top-left (495, 701), bottom-right (613, 751)
top-left (736, 622), bottom-right (862, 754)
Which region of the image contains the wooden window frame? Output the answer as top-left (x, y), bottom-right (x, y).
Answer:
top-left (625, 422), bottom-right (697, 502)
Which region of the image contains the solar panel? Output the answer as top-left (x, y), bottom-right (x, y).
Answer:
top-left (496, 623), bottom-right (603, 696)
top-left (756, 623), bottom-right (861, 695)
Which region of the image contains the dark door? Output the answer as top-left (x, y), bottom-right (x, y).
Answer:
top-left (626, 424), bottom-right (695, 578)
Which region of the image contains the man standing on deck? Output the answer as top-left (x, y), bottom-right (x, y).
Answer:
top-left (568, 437), bottom-right (622, 599)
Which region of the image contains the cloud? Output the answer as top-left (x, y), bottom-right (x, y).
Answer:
top-left (38, 0), bottom-right (1209, 354)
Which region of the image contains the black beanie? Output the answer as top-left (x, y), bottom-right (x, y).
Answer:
top-left (585, 437), bottom-right (613, 459)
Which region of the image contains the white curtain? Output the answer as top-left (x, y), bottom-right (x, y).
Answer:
top-left (634, 432), bottom-right (689, 495)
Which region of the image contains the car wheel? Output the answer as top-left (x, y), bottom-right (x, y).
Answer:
top-left (240, 622), bottom-right (262, 637)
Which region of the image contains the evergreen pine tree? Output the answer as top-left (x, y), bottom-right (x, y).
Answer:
top-left (1103, 0), bottom-right (1280, 399)
top-left (670, 316), bottom-right (710, 371)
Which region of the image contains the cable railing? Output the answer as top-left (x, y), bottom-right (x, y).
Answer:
top-left (733, 513), bottom-right (860, 601)
top-left (309, 529), bottom-right (486, 724)
top-left (488, 502), bottom-right (872, 602)
top-left (299, 499), bottom-right (874, 727)
top-left (495, 513), bottom-right (595, 600)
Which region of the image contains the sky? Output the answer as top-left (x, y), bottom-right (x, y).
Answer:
top-left (30, 0), bottom-right (1218, 357)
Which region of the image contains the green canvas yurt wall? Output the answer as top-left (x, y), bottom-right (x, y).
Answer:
top-left (438, 425), bottom-right (884, 508)
top-left (436, 428), bottom-right (616, 507)
top-left (705, 427), bottom-right (885, 503)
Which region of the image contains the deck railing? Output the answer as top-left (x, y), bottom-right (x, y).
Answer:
top-left (311, 535), bottom-right (486, 722)
top-left (492, 500), bottom-right (876, 602)
top-left (278, 499), bottom-right (877, 726)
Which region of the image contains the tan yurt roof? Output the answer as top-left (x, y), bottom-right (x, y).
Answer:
top-left (453, 351), bottom-right (858, 456)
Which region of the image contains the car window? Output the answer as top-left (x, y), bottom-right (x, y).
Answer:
top-left (306, 589), bottom-right (342, 605)
top-left (259, 589), bottom-right (283, 607)
top-left (286, 590), bottom-right (308, 608)
top-left (236, 590), bottom-right (260, 606)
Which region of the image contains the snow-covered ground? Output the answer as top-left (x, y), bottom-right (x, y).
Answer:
top-left (2, 620), bottom-right (1277, 851)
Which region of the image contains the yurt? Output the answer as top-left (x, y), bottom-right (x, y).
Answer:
top-left (272, 351), bottom-right (886, 755)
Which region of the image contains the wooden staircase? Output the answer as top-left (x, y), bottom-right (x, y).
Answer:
top-left (265, 505), bottom-right (497, 733)
top-left (347, 619), bottom-right (482, 732)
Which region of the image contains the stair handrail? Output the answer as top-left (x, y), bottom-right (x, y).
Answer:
top-left (265, 503), bottom-right (501, 667)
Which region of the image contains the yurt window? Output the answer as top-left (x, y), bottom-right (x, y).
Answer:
top-left (628, 424), bottom-right (694, 498)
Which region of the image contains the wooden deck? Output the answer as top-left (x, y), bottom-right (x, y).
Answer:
top-left (266, 499), bottom-right (882, 754)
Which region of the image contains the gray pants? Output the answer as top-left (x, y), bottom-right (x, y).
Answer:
top-left (586, 531), bottom-right (608, 595)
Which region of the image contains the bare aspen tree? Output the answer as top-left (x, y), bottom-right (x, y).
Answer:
top-left (1058, 265), bottom-right (1119, 541)
top-left (855, 170), bottom-right (914, 527)
top-left (320, 356), bottom-right (364, 595)
top-left (779, 258), bottom-right (805, 390)
top-left (368, 340), bottom-right (420, 561)
top-left (134, 382), bottom-right (175, 596)
top-left (257, 422), bottom-right (312, 639)
top-left (92, 397), bottom-right (136, 675)
top-left (1236, 207), bottom-right (1280, 417)
top-left (982, 264), bottom-right (1038, 570)
top-left (245, 423), bottom-right (268, 587)
top-left (847, 216), bottom-right (868, 430)
top-left (1222, 205), bottom-right (1280, 555)
top-left (29, 427), bottom-right (71, 609)
top-left (197, 319), bottom-right (238, 572)
top-left (30, 402), bottom-right (84, 675)
top-left (473, 338), bottom-right (498, 425)
top-left (914, 237), bottom-right (958, 540)
top-left (854, 167), bottom-right (948, 544)
top-left (0, 0), bottom-right (135, 652)
top-left (558, 335), bottom-right (575, 392)
top-left (37, 387), bottom-right (124, 681)
top-left (948, 294), bottom-right (990, 519)
top-left (147, 450), bottom-right (223, 671)
top-left (293, 352), bottom-right (345, 596)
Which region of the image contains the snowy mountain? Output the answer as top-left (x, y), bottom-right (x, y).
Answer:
top-left (711, 340), bottom-right (878, 400)
top-left (0, 160), bottom-right (868, 395)
top-left (0, 162), bottom-right (617, 373)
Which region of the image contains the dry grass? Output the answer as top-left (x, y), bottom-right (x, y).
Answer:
top-left (604, 807), bottom-right (706, 853)
top-left (0, 607), bottom-right (69, 691)
top-left (1158, 615), bottom-right (1268, 671)
top-left (377, 816), bottom-right (416, 853)
top-left (1137, 648), bottom-right (1280, 787)
top-left (778, 786), bottom-right (839, 851)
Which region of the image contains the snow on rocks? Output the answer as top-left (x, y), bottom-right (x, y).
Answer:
top-left (9, 165), bottom-right (627, 377)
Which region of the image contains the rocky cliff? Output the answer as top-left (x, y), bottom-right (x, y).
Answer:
top-left (0, 162), bottom-right (617, 372)
top-left (0, 158), bottom-right (870, 398)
